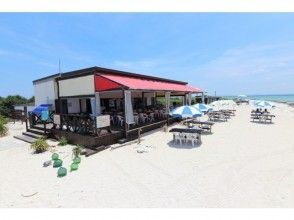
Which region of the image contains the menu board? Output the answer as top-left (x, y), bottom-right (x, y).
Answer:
top-left (96, 115), bottom-right (110, 128)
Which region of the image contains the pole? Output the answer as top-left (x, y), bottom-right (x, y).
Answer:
top-left (24, 106), bottom-right (28, 131)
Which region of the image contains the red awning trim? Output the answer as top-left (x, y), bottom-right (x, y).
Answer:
top-left (95, 74), bottom-right (202, 93)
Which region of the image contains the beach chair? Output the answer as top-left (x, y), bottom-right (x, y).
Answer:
top-left (139, 113), bottom-right (148, 123)
top-left (116, 115), bottom-right (124, 126)
top-left (186, 133), bottom-right (198, 147)
top-left (173, 132), bottom-right (185, 145)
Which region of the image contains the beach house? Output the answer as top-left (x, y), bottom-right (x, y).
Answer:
top-left (28, 66), bottom-right (203, 148)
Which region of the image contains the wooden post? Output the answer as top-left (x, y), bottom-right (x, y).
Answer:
top-left (24, 106), bottom-right (28, 131)
top-left (138, 128), bottom-right (142, 144)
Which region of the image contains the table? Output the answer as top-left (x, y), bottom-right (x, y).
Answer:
top-left (251, 113), bottom-right (275, 123)
top-left (169, 128), bottom-right (202, 144)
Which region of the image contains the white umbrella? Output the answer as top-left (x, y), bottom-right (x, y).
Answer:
top-left (192, 103), bottom-right (213, 112)
top-left (254, 100), bottom-right (274, 109)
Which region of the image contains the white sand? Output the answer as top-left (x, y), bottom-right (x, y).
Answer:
top-left (0, 103), bottom-right (294, 208)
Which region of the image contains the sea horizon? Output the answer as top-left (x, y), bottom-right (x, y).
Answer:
top-left (222, 93), bottom-right (294, 104)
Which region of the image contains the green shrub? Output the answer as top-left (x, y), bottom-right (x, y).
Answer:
top-left (58, 136), bottom-right (68, 146)
top-left (0, 115), bottom-right (8, 137)
top-left (73, 145), bottom-right (82, 158)
top-left (0, 115), bottom-right (8, 124)
top-left (31, 137), bottom-right (49, 153)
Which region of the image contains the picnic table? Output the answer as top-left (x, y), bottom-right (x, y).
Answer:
top-left (169, 128), bottom-right (202, 145)
top-left (208, 112), bottom-right (228, 122)
top-left (250, 113), bottom-right (275, 123)
top-left (185, 119), bottom-right (214, 133)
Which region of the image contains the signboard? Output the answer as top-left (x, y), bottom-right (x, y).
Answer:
top-left (96, 115), bottom-right (110, 128)
top-left (53, 114), bottom-right (61, 125)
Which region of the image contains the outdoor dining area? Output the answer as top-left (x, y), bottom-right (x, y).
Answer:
top-left (168, 100), bottom-right (237, 147)
top-left (103, 105), bottom-right (169, 128)
top-left (250, 100), bottom-right (276, 123)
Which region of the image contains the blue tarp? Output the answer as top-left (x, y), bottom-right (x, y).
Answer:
top-left (32, 104), bottom-right (52, 116)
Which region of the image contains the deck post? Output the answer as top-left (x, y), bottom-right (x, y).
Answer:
top-left (24, 106), bottom-right (28, 132)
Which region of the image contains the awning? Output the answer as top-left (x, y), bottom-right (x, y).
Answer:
top-left (95, 74), bottom-right (202, 93)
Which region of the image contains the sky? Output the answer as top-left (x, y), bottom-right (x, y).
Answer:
top-left (0, 13), bottom-right (294, 97)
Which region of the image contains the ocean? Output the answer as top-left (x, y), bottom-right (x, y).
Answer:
top-left (223, 94), bottom-right (294, 104)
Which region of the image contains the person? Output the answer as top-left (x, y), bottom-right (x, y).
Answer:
top-left (264, 108), bottom-right (269, 114)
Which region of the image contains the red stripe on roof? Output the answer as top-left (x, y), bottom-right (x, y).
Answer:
top-left (95, 74), bottom-right (202, 93)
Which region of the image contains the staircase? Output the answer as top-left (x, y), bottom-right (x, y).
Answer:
top-left (14, 126), bottom-right (50, 144)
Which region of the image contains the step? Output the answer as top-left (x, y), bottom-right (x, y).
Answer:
top-left (22, 131), bottom-right (44, 139)
top-left (14, 135), bottom-right (37, 144)
top-left (27, 128), bottom-right (48, 135)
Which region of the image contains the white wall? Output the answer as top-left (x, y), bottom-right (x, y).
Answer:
top-left (34, 78), bottom-right (58, 109)
top-left (59, 75), bottom-right (95, 97)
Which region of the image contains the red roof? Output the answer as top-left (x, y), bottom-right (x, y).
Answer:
top-left (95, 74), bottom-right (202, 93)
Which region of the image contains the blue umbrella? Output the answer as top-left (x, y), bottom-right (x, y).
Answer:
top-left (170, 105), bottom-right (202, 118)
top-left (192, 103), bottom-right (213, 112)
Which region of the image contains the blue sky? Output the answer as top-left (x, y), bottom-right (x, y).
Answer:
top-left (0, 13), bottom-right (294, 97)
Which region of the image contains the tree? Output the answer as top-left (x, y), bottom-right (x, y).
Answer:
top-left (0, 95), bottom-right (32, 117)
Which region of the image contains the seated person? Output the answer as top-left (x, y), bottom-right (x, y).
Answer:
top-left (264, 108), bottom-right (269, 114)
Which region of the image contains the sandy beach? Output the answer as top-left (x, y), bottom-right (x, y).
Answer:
top-left (0, 102), bottom-right (294, 208)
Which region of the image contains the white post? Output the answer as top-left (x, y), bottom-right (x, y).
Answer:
top-left (188, 93), bottom-right (192, 105)
top-left (202, 92), bottom-right (205, 104)
top-left (165, 92), bottom-right (171, 114)
top-left (95, 92), bottom-right (101, 116)
top-left (124, 90), bottom-right (134, 125)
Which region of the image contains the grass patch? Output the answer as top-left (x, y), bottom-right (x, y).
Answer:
top-left (31, 137), bottom-right (49, 153)
top-left (58, 136), bottom-right (68, 146)
top-left (0, 115), bottom-right (8, 137)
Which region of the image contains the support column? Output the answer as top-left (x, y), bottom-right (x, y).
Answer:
top-left (142, 92), bottom-right (145, 109)
top-left (123, 90), bottom-right (135, 138)
top-left (202, 92), bottom-right (205, 104)
top-left (165, 92), bottom-right (171, 125)
top-left (122, 89), bottom-right (128, 138)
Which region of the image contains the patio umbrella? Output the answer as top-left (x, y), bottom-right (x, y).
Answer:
top-left (170, 105), bottom-right (202, 118)
top-left (254, 100), bottom-right (274, 109)
top-left (210, 101), bottom-right (222, 111)
top-left (210, 100), bottom-right (236, 110)
top-left (192, 103), bottom-right (213, 112)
